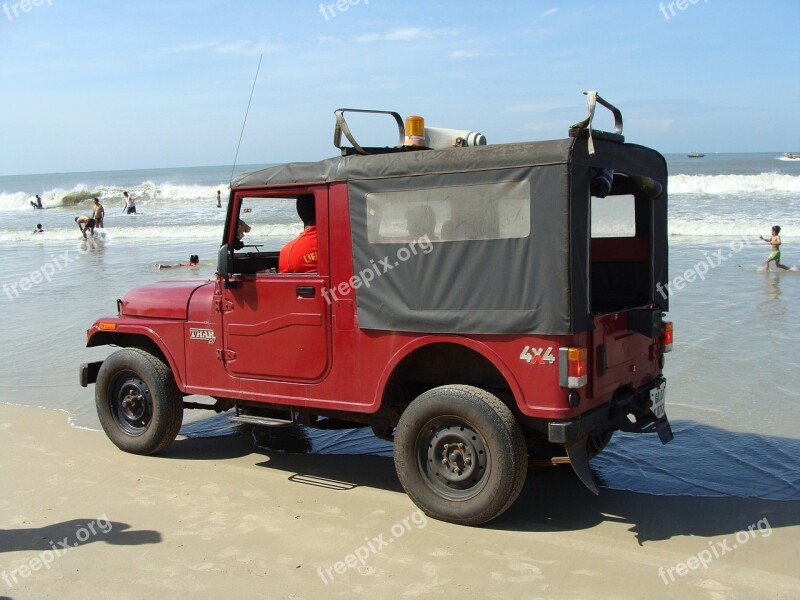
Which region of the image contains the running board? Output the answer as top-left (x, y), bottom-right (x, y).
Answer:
top-left (230, 415), bottom-right (295, 427)
top-left (565, 441), bottom-right (600, 495)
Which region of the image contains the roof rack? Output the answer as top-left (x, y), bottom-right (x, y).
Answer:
top-left (334, 108), bottom-right (428, 156)
top-left (569, 91), bottom-right (624, 155)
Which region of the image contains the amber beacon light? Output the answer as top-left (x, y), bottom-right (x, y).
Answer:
top-left (404, 115), bottom-right (426, 147)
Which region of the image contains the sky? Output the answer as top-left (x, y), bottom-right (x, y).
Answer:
top-left (1, 0), bottom-right (799, 175)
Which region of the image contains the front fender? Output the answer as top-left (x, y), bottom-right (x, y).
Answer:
top-left (85, 318), bottom-right (187, 391)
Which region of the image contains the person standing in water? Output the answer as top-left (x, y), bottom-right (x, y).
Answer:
top-left (216, 190), bottom-right (222, 208)
top-left (122, 191), bottom-right (136, 214)
top-left (92, 198), bottom-right (105, 228)
top-left (33, 223), bottom-right (45, 234)
top-left (30, 195), bottom-right (43, 209)
top-left (761, 225), bottom-right (790, 271)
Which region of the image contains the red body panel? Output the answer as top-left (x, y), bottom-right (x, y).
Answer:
top-left (120, 280), bottom-right (208, 319)
top-left (87, 180), bottom-right (664, 422)
top-left (87, 318), bottom-right (188, 388)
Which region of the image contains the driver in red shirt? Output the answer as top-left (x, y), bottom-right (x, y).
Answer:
top-left (279, 195), bottom-right (318, 273)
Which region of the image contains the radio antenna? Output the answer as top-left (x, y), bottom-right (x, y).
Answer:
top-left (229, 53), bottom-right (263, 185)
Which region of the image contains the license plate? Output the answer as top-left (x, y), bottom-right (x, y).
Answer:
top-left (650, 382), bottom-right (666, 419)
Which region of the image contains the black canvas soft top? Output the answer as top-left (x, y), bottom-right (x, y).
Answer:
top-left (231, 138), bottom-right (576, 188)
top-left (231, 136), bottom-right (668, 335)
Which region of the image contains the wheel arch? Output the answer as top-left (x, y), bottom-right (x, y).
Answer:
top-left (88, 329), bottom-right (186, 391)
top-left (377, 338), bottom-right (524, 421)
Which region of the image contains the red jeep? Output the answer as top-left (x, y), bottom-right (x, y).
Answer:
top-left (81, 97), bottom-right (673, 525)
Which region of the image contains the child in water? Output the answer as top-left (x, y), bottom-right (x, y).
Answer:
top-left (760, 225), bottom-right (790, 271)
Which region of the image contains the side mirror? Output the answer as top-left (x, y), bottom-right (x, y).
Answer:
top-left (217, 244), bottom-right (231, 278)
top-left (217, 244), bottom-right (239, 288)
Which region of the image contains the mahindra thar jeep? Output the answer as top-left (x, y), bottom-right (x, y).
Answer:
top-left (81, 94), bottom-right (674, 525)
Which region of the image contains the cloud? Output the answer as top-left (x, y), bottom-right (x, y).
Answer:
top-left (534, 8), bottom-right (559, 24)
top-left (157, 40), bottom-right (282, 56)
top-left (355, 27), bottom-right (458, 43)
top-left (214, 40), bottom-right (282, 55)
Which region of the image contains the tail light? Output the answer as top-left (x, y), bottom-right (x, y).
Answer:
top-left (559, 347), bottom-right (588, 388)
top-left (661, 321), bottom-right (673, 353)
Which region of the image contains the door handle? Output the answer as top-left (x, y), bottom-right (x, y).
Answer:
top-left (296, 286), bottom-right (315, 298)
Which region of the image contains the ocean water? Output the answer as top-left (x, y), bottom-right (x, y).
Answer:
top-left (1, 152), bottom-right (798, 501)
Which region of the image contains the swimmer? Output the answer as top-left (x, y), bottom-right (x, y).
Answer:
top-left (157, 255), bottom-right (200, 269)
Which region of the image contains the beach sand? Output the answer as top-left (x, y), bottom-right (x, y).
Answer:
top-left (1, 403), bottom-right (798, 599)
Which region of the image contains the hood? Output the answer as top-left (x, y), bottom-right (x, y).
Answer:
top-left (120, 280), bottom-right (212, 320)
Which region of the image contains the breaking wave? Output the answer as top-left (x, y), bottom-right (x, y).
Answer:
top-left (0, 182), bottom-right (228, 212)
top-left (670, 173), bottom-right (800, 195)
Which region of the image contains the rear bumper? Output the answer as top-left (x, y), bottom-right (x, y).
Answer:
top-left (548, 377), bottom-right (672, 445)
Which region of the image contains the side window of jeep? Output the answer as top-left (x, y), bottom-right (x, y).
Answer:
top-left (366, 181), bottom-right (531, 244)
top-left (232, 196), bottom-right (309, 274)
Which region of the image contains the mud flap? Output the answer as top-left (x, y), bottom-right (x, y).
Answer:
top-left (656, 418), bottom-right (673, 444)
top-left (565, 439), bottom-right (599, 495)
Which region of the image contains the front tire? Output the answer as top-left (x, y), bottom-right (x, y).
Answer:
top-left (95, 348), bottom-right (183, 455)
top-left (394, 385), bottom-right (528, 525)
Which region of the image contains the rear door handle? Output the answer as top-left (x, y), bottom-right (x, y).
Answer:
top-left (296, 286), bottom-right (315, 298)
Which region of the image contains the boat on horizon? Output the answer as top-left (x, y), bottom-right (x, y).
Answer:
top-left (687, 152), bottom-right (705, 158)
top-left (782, 152), bottom-right (800, 160)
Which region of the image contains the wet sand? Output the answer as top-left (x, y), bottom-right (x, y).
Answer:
top-left (1, 403), bottom-right (798, 599)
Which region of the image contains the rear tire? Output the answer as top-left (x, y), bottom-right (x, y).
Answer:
top-left (394, 385), bottom-right (528, 525)
top-left (95, 348), bottom-right (183, 455)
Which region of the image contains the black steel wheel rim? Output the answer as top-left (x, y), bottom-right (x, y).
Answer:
top-left (416, 416), bottom-right (490, 500)
top-left (109, 371), bottom-right (153, 436)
